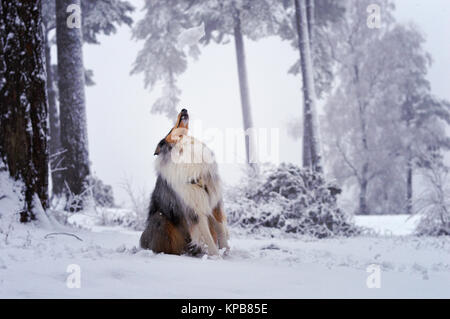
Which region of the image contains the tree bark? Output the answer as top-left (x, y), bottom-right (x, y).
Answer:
top-left (0, 0), bottom-right (49, 221)
top-left (351, 59), bottom-right (371, 215)
top-left (359, 165), bottom-right (369, 215)
top-left (358, 101), bottom-right (370, 215)
top-left (302, 120), bottom-right (312, 168)
top-left (406, 119), bottom-right (413, 215)
top-left (55, 0), bottom-right (90, 207)
top-left (302, 0), bottom-right (314, 169)
top-left (406, 154), bottom-right (413, 214)
top-left (44, 30), bottom-right (64, 196)
top-left (294, 0), bottom-right (322, 173)
top-left (233, 8), bottom-right (258, 172)
top-left (306, 0), bottom-right (314, 46)
top-left (405, 107), bottom-right (413, 215)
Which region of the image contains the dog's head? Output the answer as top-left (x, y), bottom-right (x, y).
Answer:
top-left (154, 108), bottom-right (189, 156)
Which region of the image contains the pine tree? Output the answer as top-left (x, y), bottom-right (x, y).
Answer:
top-left (302, 0), bottom-right (314, 168)
top-left (55, 0), bottom-right (90, 208)
top-left (275, 0), bottom-right (343, 169)
top-left (132, 0), bottom-right (341, 170)
top-left (232, 5), bottom-right (258, 170)
top-left (132, 0), bottom-right (281, 169)
top-left (42, 0), bottom-right (63, 195)
top-left (131, 1), bottom-right (189, 120)
top-left (294, 0), bottom-right (322, 173)
top-left (43, 0), bottom-right (133, 196)
top-left (0, 0), bottom-right (49, 221)
top-left (406, 94), bottom-right (450, 214)
top-left (387, 25), bottom-right (450, 214)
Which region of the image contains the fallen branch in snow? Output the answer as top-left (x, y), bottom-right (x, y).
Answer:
top-left (0, 195), bottom-right (6, 201)
top-left (44, 232), bottom-right (83, 241)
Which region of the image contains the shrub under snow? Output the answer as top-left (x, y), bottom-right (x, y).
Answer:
top-left (85, 176), bottom-right (115, 208)
top-left (415, 165), bottom-right (450, 236)
top-left (225, 163), bottom-right (361, 238)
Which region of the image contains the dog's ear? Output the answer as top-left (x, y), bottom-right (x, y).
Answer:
top-left (154, 139), bottom-right (165, 156)
top-left (154, 144), bottom-right (161, 156)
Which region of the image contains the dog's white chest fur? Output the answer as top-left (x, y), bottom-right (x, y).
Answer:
top-left (155, 136), bottom-right (222, 216)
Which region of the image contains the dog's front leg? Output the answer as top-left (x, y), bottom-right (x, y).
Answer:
top-left (212, 204), bottom-right (230, 250)
top-left (190, 214), bottom-right (220, 256)
top-left (216, 222), bottom-right (230, 251)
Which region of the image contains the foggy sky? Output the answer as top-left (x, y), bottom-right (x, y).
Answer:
top-left (77, 0), bottom-right (450, 206)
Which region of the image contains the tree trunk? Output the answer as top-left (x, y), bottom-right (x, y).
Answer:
top-left (359, 167), bottom-right (369, 215)
top-left (358, 119), bottom-right (370, 215)
top-left (302, 117), bottom-right (312, 168)
top-left (55, 0), bottom-right (90, 208)
top-left (0, 0), bottom-right (49, 221)
top-left (233, 8), bottom-right (258, 172)
top-left (294, 0), bottom-right (322, 173)
top-left (358, 110), bottom-right (370, 215)
top-left (302, 0), bottom-right (314, 169)
top-left (306, 0), bottom-right (314, 45)
top-left (404, 110), bottom-right (413, 215)
top-left (44, 30), bottom-right (64, 196)
top-left (406, 143), bottom-right (413, 214)
top-left (352, 61), bottom-right (371, 215)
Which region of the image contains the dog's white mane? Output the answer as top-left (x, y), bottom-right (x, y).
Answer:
top-left (155, 135), bottom-right (222, 216)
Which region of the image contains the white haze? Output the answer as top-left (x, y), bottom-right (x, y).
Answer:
top-left (76, 0), bottom-right (450, 207)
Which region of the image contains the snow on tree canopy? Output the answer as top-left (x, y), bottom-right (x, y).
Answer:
top-left (131, 0), bottom-right (285, 119)
top-left (226, 163), bottom-right (361, 238)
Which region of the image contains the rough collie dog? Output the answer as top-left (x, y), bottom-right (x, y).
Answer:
top-left (140, 109), bottom-right (229, 256)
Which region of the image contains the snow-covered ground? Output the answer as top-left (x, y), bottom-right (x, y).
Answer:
top-left (354, 214), bottom-right (421, 236)
top-left (1, 174), bottom-right (449, 298)
top-left (1, 223), bottom-right (449, 298)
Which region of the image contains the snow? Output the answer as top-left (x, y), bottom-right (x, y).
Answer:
top-left (354, 214), bottom-right (421, 236)
top-left (1, 224), bottom-right (449, 298)
top-left (176, 23), bottom-right (205, 50)
top-left (1, 171), bottom-right (449, 298)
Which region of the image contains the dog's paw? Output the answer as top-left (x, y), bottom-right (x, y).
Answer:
top-left (219, 246), bottom-right (231, 258)
top-left (206, 254), bottom-right (222, 261)
top-left (206, 244), bottom-right (220, 257)
top-left (186, 242), bottom-right (205, 257)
